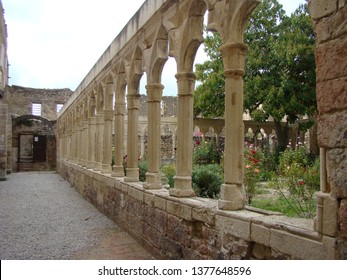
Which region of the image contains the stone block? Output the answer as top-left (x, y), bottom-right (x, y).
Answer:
top-left (339, 199), bottom-right (347, 238)
top-left (216, 215), bottom-right (251, 241)
top-left (251, 223), bottom-right (270, 247)
top-left (326, 148), bottom-right (347, 198)
top-left (316, 192), bottom-right (339, 237)
top-left (317, 77), bottom-right (347, 114)
top-left (167, 200), bottom-right (192, 221)
top-left (318, 112), bottom-right (347, 148)
top-left (252, 243), bottom-right (272, 260)
top-left (167, 214), bottom-right (192, 247)
top-left (309, 0), bottom-right (338, 20)
top-left (151, 208), bottom-right (167, 233)
top-left (270, 229), bottom-right (329, 259)
top-left (143, 192), bottom-right (154, 206)
top-left (153, 194), bottom-right (167, 210)
top-left (314, 4), bottom-right (347, 43)
top-left (128, 186), bottom-right (144, 202)
top-left (192, 206), bottom-right (215, 225)
top-left (315, 37), bottom-right (347, 82)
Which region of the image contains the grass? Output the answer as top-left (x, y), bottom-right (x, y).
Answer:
top-left (250, 183), bottom-right (317, 218)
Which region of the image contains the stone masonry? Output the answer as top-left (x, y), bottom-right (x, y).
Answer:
top-left (56, 0), bottom-right (347, 259)
top-left (309, 0), bottom-right (347, 258)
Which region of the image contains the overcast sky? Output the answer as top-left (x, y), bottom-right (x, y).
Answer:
top-left (2, 0), bottom-right (307, 95)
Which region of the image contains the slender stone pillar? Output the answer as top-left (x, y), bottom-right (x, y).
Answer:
top-left (102, 109), bottom-right (113, 174)
top-left (145, 83), bottom-right (164, 189)
top-left (88, 117), bottom-right (96, 169)
top-left (112, 102), bottom-right (126, 177)
top-left (218, 43), bottom-right (248, 210)
top-left (82, 119), bottom-right (89, 167)
top-left (94, 115), bottom-right (104, 171)
top-left (125, 93), bottom-right (140, 182)
top-left (170, 72), bottom-right (196, 197)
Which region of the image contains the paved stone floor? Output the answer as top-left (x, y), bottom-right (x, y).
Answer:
top-left (0, 172), bottom-right (154, 260)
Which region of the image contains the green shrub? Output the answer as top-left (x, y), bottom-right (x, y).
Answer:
top-left (160, 164), bottom-right (176, 188)
top-left (192, 164), bottom-right (223, 198)
top-left (138, 160), bottom-right (148, 182)
top-left (193, 141), bottom-right (222, 165)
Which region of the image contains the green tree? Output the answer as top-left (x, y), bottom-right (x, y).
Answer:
top-left (194, 0), bottom-right (317, 150)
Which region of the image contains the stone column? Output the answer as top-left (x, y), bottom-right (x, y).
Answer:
top-left (170, 72), bottom-right (196, 197)
top-left (94, 115), bottom-right (104, 171)
top-left (125, 93), bottom-right (140, 182)
top-left (218, 43), bottom-right (248, 210)
top-left (102, 109), bottom-right (113, 174)
top-left (145, 83), bottom-right (164, 189)
top-left (88, 117), bottom-right (96, 169)
top-left (112, 102), bottom-right (126, 177)
top-left (82, 119), bottom-right (89, 167)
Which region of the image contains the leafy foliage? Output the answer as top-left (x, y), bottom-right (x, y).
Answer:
top-left (192, 164), bottom-right (223, 198)
top-left (193, 140), bottom-right (222, 165)
top-left (160, 164), bottom-right (176, 188)
top-left (194, 0), bottom-right (317, 149)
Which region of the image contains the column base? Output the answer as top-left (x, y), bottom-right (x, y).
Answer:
top-left (112, 165), bottom-right (125, 177)
top-left (124, 167), bottom-right (139, 182)
top-left (101, 164), bottom-right (112, 174)
top-left (144, 172), bottom-right (162, 189)
top-left (218, 183), bottom-right (245, 210)
top-left (169, 176), bottom-right (196, 197)
top-left (94, 162), bottom-right (102, 171)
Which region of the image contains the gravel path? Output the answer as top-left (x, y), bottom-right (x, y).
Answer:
top-left (0, 172), bottom-right (153, 260)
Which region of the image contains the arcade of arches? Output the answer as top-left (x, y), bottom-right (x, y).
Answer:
top-left (57, 0), bottom-right (347, 259)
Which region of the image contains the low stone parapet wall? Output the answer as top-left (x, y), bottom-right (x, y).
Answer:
top-left (59, 160), bottom-right (336, 259)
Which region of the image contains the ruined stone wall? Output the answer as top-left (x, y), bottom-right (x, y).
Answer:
top-left (139, 95), bottom-right (178, 117)
top-left (7, 85), bottom-right (73, 121)
top-left (310, 0), bottom-right (347, 259)
top-left (0, 102), bottom-right (7, 176)
top-left (5, 86), bottom-right (73, 172)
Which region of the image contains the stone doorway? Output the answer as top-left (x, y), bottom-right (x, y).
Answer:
top-left (13, 115), bottom-right (56, 172)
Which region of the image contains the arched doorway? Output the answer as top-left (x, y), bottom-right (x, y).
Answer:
top-left (12, 115), bottom-right (56, 172)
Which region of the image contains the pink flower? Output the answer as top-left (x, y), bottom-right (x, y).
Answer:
top-left (254, 169), bottom-right (259, 173)
top-left (245, 165), bottom-right (251, 169)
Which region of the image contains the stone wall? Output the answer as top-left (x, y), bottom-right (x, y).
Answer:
top-left (4, 85), bottom-right (73, 173)
top-left (59, 160), bottom-right (336, 259)
top-left (0, 102), bottom-right (7, 177)
top-left (7, 85), bottom-right (73, 120)
top-left (309, 0), bottom-right (347, 259)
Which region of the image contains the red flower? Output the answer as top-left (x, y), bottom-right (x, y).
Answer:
top-left (251, 150), bottom-right (256, 154)
top-left (298, 180), bottom-right (305, 185)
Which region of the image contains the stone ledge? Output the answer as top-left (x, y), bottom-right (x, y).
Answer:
top-left (59, 160), bottom-right (337, 259)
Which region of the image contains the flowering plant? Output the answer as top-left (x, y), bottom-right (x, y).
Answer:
top-left (244, 143), bottom-right (262, 204)
top-left (270, 147), bottom-right (319, 218)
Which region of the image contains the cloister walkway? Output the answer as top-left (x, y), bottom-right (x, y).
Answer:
top-left (0, 172), bottom-right (153, 260)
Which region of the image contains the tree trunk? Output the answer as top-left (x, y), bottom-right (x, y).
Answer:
top-left (274, 120), bottom-right (289, 152)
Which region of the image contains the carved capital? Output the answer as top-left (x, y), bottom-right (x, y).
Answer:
top-left (220, 42), bottom-right (248, 76)
top-left (146, 83), bottom-right (164, 102)
top-left (175, 72), bottom-right (196, 97)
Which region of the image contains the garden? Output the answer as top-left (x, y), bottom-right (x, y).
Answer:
top-left (137, 139), bottom-right (320, 219)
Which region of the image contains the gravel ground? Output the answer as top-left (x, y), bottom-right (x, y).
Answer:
top-left (0, 172), bottom-right (152, 260)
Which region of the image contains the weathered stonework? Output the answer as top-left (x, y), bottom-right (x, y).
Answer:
top-left (309, 0), bottom-right (347, 258)
top-left (59, 161), bottom-right (337, 259)
top-left (53, 0), bottom-right (347, 259)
